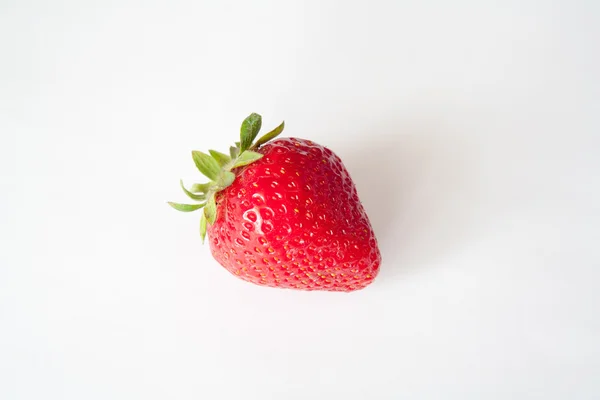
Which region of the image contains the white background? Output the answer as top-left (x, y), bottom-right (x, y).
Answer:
top-left (1, 1), bottom-right (599, 399)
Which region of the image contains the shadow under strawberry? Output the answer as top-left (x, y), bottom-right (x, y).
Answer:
top-left (342, 120), bottom-right (482, 283)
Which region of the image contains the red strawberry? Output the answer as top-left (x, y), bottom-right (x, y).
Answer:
top-left (169, 113), bottom-right (381, 292)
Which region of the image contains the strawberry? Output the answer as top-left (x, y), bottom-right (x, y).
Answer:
top-left (169, 113), bottom-right (381, 292)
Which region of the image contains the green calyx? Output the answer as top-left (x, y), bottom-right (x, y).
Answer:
top-left (168, 113), bottom-right (285, 243)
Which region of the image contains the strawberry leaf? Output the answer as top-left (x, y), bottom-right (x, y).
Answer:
top-left (232, 150), bottom-right (263, 169)
top-left (192, 150), bottom-right (220, 181)
top-left (204, 195), bottom-right (217, 224)
top-left (190, 182), bottom-right (211, 194)
top-left (216, 170), bottom-right (235, 189)
top-left (253, 120), bottom-right (284, 149)
top-left (209, 149), bottom-right (231, 167)
top-left (180, 180), bottom-right (206, 201)
top-left (229, 146), bottom-right (240, 159)
top-left (200, 212), bottom-right (207, 243)
top-left (240, 113), bottom-right (262, 152)
top-left (168, 202), bottom-right (205, 212)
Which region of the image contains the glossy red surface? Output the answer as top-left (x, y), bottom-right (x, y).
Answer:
top-left (208, 138), bottom-right (381, 291)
